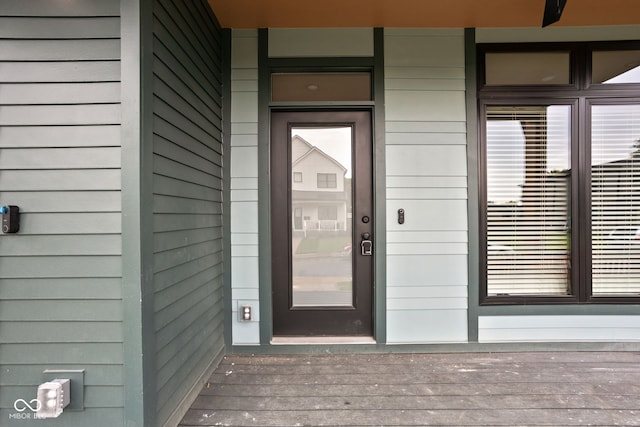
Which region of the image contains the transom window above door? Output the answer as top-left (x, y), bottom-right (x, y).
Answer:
top-left (271, 72), bottom-right (372, 102)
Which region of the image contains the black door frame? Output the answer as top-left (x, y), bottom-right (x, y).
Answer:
top-left (271, 110), bottom-right (374, 336)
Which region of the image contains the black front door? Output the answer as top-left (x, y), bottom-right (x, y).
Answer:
top-left (271, 110), bottom-right (374, 336)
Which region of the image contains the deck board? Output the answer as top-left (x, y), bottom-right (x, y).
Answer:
top-left (179, 352), bottom-right (640, 426)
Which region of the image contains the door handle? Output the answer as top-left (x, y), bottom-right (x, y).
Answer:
top-left (361, 232), bottom-right (373, 256)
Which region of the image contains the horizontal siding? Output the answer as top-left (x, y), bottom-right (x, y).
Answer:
top-left (151, 0), bottom-right (226, 425)
top-left (0, 125), bottom-right (121, 147)
top-left (0, 2), bottom-right (123, 425)
top-left (0, 104), bottom-right (120, 125)
top-left (0, 61), bottom-right (120, 82)
top-left (230, 29), bottom-right (260, 345)
top-left (477, 25), bottom-right (640, 43)
top-left (0, 39), bottom-right (120, 60)
top-left (0, 170), bottom-right (120, 191)
top-left (0, 278), bottom-right (121, 300)
top-left (0, 17), bottom-right (119, 38)
top-left (0, 147), bottom-right (120, 169)
top-left (479, 316), bottom-right (640, 342)
top-left (385, 29), bottom-right (468, 344)
top-left (0, 191), bottom-right (121, 211)
top-left (1, 1), bottom-right (119, 16)
top-left (2, 364), bottom-right (122, 386)
top-left (0, 82), bottom-right (120, 104)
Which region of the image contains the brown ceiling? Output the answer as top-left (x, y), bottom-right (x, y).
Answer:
top-left (208, 0), bottom-right (640, 29)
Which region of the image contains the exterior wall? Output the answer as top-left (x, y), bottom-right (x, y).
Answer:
top-left (229, 28), bottom-right (373, 344)
top-left (479, 316), bottom-right (640, 342)
top-left (230, 29), bottom-right (260, 345)
top-left (474, 25), bottom-right (640, 344)
top-left (0, 1), bottom-right (124, 425)
top-left (150, 0), bottom-right (226, 424)
top-left (231, 26), bottom-right (640, 349)
top-left (268, 28), bottom-right (374, 58)
top-left (384, 29), bottom-right (469, 343)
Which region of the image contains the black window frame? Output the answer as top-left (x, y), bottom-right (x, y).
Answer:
top-left (478, 41), bottom-right (640, 306)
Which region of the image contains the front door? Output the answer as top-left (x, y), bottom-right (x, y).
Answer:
top-left (271, 111), bottom-right (373, 336)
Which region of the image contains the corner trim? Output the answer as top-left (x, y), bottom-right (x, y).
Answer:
top-left (222, 28), bottom-right (233, 350)
top-left (120, 0), bottom-right (156, 426)
top-left (465, 28), bottom-right (480, 343)
top-left (373, 27), bottom-right (387, 344)
top-left (258, 28), bottom-right (273, 344)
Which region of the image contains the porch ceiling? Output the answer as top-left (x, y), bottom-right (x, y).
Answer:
top-left (208, 0), bottom-right (640, 29)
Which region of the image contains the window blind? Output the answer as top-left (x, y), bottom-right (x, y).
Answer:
top-left (591, 104), bottom-right (640, 295)
top-left (486, 106), bottom-right (571, 295)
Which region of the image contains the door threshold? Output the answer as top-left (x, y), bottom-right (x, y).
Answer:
top-left (271, 336), bottom-right (376, 345)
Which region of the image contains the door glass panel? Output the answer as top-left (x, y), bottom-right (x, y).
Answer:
top-left (291, 127), bottom-right (353, 307)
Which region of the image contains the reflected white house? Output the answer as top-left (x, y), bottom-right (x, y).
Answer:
top-left (291, 135), bottom-right (350, 234)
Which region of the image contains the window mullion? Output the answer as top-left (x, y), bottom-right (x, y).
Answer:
top-left (576, 96), bottom-right (591, 302)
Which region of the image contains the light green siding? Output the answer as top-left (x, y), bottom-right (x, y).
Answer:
top-left (268, 28), bottom-right (374, 57)
top-left (479, 316), bottom-right (640, 342)
top-left (230, 29), bottom-right (260, 345)
top-left (385, 29), bottom-right (468, 344)
top-left (151, 0), bottom-right (225, 424)
top-left (0, 1), bottom-right (124, 425)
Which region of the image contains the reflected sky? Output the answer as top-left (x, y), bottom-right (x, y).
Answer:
top-left (292, 127), bottom-right (352, 178)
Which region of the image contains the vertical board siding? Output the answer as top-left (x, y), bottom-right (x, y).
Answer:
top-left (230, 29), bottom-right (260, 345)
top-left (151, 0), bottom-right (225, 424)
top-left (0, 1), bottom-right (123, 425)
top-left (384, 29), bottom-right (468, 344)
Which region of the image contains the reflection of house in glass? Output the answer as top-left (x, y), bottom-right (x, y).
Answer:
top-left (592, 150), bottom-right (640, 239)
top-left (291, 135), bottom-right (351, 235)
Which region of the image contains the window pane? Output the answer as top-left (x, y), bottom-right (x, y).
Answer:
top-left (272, 72), bottom-right (371, 102)
top-left (485, 52), bottom-right (570, 85)
top-left (317, 173), bottom-right (337, 189)
top-left (486, 105), bottom-right (571, 296)
top-left (592, 51), bottom-right (640, 84)
top-left (591, 104), bottom-right (640, 295)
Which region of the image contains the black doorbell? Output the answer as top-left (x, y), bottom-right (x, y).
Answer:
top-left (1, 205), bottom-right (20, 233)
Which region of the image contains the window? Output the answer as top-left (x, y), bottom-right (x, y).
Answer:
top-left (485, 51), bottom-right (571, 85)
top-left (592, 50), bottom-right (640, 84)
top-left (591, 104), bottom-right (640, 295)
top-left (272, 72), bottom-right (372, 102)
top-left (317, 173), bottom-right (337, 189)
top-left (318, 205), bottom-right (338, 221)
top-left (479, 42), bottom-right (640, 304)
top-left (293, 172), bottom-right (303, 182)
top-left (485, 105), bottom-right (571, 297)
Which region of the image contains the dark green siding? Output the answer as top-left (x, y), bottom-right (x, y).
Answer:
top-left (0, 0), bottom-right (123, 426)
top-left (151, 0), bottom-right (226, 424)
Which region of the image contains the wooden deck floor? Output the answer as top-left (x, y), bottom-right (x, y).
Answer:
top-left (179, 351), bottom-right (640, 426)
